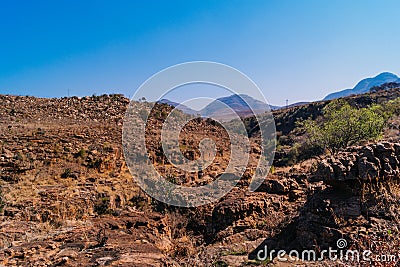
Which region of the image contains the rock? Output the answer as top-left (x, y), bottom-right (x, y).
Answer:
top-left (95, 256), bottom-right (114, 265)
top-left (57, 248), bottom-right (78, 259)
top-left (394, 143), bottom-right (400, 157)
top-left (317, 142), bottom-right (400, 183)
top-left (374, 142), bottom-right (394, 157)
top-left (2, 148), bottom-right (14, 159)
top-left (331, 159), bottom-right (348, 180)
top-left (360, 145), bottom-right (375, 159)
top-left (288, 189), bottom-right (303, 202)
top-left (257, 179), bottom-right (288, 194)
top-left (316, 160), bottom-right (334, 180)
top-left (358, 156), bottom-right (379, 180)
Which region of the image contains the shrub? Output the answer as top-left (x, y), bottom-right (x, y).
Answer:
top-left (299, 99), bottom-right (387, 154)
top-left (212, 261), bottom-right (229, 267)
top-left (166, 174), bottom-right (177, 184)
top-left (384, 97), bottom-right (400, 116)
top-left (138, 109), bottom-right (149, 122)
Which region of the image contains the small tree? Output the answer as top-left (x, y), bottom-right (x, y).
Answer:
top-left (299, 99), bottom-right (386, 154)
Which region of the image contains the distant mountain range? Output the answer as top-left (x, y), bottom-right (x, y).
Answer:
top-left (159, 94), bottom-right (310, 120)
top-left (158, 99), bottom-right (198, 115)
top-left (324, 72), bottom-right (400, 100)
top-left (159, 94), bottom-right (279, 120)
top-left (160, 72), bottom-right (400, 120)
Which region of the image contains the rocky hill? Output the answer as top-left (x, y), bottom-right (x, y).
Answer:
top-left (0, 92), bottom-right (399, 266)
top-left (0, 94), bottom-right (292, 266)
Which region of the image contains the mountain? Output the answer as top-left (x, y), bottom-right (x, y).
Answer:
top-left (323, 72), bottom-right (399, 100)
top-left (201, 94), bottom-right (269, 116)
top-left (160, 94), bottom-right (277, 121)
top-left (158, 99), bottom-right (198, 115)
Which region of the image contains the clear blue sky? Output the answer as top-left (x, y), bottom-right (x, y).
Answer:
top-left (1, 0), bottom-right (400, 106)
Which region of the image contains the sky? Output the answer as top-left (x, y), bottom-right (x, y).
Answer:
top-left (1, 0), bottom-right (400, 106)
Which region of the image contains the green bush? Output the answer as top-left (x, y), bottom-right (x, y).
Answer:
top-left (384, 97), bottom-right (400, 116)
top-left (299, 99), bottom-right (387, 154)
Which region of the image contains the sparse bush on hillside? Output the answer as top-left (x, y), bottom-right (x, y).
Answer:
top-left (61, 168), bottom-right (72, 178)
top-left (384, 97), bottom-right (400, 116)
top-left (299, 99), bottom-right (387, 154)
top-left (286, 142), bottom-right (301, 165)
top-left (138, 108), bottom-right (149, 122)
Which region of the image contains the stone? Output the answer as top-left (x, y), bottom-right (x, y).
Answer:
top-left (358, 156), bottom-right (379, 180)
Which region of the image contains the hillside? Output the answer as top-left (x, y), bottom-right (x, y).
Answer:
top-left (0, 91), bottom-right (399, 266)
top-left (158, 99), bottom-right (198, 115)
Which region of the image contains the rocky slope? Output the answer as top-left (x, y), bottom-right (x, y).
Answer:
top-left (0, 94), bottom-right (306, 266)
top-left (0, 93), bottom-right (399, 266)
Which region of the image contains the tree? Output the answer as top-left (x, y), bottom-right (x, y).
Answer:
top-left (299, 99), bottom-right (386, 154)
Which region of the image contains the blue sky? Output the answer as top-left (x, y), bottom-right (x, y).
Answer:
top-left (1, 0), bottom-right (400, 106)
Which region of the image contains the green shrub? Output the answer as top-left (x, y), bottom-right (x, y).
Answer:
top-left (166, 174), bottom-right (177, 184)
top-left (384, 97), bottom-right (400, 116)
top-left (299, 99), bottom-right (387, 154)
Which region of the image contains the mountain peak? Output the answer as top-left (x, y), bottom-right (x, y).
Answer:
top-left (374, 72), bottom-right (398, 79)
top-left (200, 94), bottom-right (269, 119)
top-left (324, 72), bottom-right (399, 100)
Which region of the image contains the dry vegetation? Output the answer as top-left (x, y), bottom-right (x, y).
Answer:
top-left (0, 89), bottom-right (399, 266)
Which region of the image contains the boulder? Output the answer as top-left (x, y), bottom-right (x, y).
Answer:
top-left (316, 142), bottom-right (400, 183)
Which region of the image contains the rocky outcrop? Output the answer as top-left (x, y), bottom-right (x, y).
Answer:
top-left (0, 94), bottom-right (129, 124)
top-left (0, 212), bottom-right (179, 267)
top-left (316, 142), bottom-right (400, 184)
top-left (250, 142), bottom-right (400, 263)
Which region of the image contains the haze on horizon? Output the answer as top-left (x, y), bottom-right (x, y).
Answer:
top-left (1, 0), bottom-right (400, 106)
